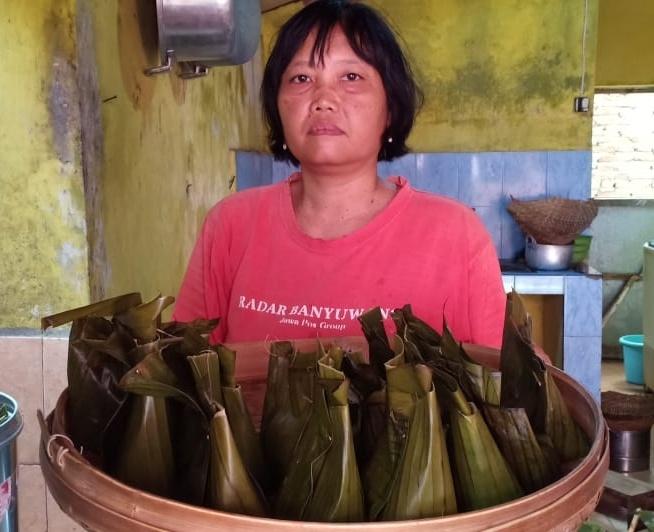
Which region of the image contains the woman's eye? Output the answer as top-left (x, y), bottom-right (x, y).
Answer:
top-left (290, 74), bottom-right (310, 83)
top-left (344, 72), bottom-right (362, 81)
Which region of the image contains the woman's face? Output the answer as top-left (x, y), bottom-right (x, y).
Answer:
top-left (277, 26), bottom-right (389, 170)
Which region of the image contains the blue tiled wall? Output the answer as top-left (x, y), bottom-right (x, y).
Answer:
top-left (236, 150), bottom-right (591, 260)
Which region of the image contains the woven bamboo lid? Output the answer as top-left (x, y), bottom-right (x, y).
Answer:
top-left (507, 197), bottom-right (598, 245)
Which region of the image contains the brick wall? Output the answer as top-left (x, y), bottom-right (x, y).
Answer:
top-left (592, 92), bottom-right (654, 199)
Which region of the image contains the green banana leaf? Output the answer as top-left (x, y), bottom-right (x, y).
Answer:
top-left (41, 292), bottom-right (142, 330)
top-left (40, 293), bottom-right (144, 466)
top-left (483, 405), bottom-right (559, 493)
top-left (499, 294), bottom-right (546, 421)
top-left (188, 352), bottom-right (267, 516)
top-left (341, 350), bottom-right (387, 466)
top-left (114, 295), bottom-right (175, 344)
top-left (214, 345), bottom-right (269, 492)
top-left (538, 371), bottom-right (590, 462)
top-left (158, 327), bottom-right (216, 505)
top-left (260, 341), bottom-right (319, 484)
top-left (436, 323), bottom-right (485, 405)
top-left (275, 353), bottom-right (364, 522)
top-left (390, 304), bottom-right (443, 363)
top-left (115, 347), bottom-right (179, 497)
top-left (433, 367), bottom-right (522, 511)
top-left (109, 296), bottom-right (178, 496)
top-left (391, 314), bottom-right (426, 365)
top-left (357, 307), bottom-right (395, 378)
top-left (637, 509), bottom-right (654, 531)
top-left (365, 355), bottom-right (457, 521)
top-left (500, 292), bottom-right (589, 462)
top-left (483, 370), bottom-right (502, 406)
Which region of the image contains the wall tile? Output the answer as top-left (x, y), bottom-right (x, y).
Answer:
top-left (546, 151), bottom-right (592, 199)
top-left (18, 464), bottom-right (47, 532)
top-left (501, 275), bottom-right (515, 293)
top-left (563, 335), bottom-right (602, 402)
top-left (502, 151), bottom-right (548, 201)
top-left (473, 206), bottom-right (502, 256)
top-left (414, 153), bottom-right (459, 199)
top-left (235, 151), bottom-right (272, 190)
top-left (564, 276), bottom-right (603, 337)
top-left (0, 337), bottom-right (43, 464)
top-left (514, 274), bottom-right (565, 295)
top-left (378, 153), bottom-right (416, 183)
top-left (500, 152), bottom-right (547, 259)
top-left (272, 159), bottom-right (298, 183)
top-left (42, 339), bottom-right (68, 417)
top-left (500, 208), bottom-right (526, 259)
top-left (459, 152), bottom-right (503, 206)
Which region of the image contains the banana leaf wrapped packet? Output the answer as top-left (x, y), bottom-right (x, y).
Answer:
top-left (275, 346), bottom-right (364, 522)
top-left (260, 341), bottom-right (320, 486)
top-left (345, 308), bottom-right (394, 465)
top-left (41, 294), bottom-right (226, 500)
top-left (40, 293), bottom-right (160, 472)
top-left (500, 291), bottom-right (589, 464)
top-left (110, 295), bottom-right (177, 496)
top-left (364, 352), bottom-right (457, 520)
top-left (431, 367), bottom-right (522, 511)
top-left (120, 343), bottom-right (266, 516)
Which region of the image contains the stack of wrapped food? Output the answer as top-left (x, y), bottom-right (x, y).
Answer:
top-left (41, 290), bottom-right (589, 522)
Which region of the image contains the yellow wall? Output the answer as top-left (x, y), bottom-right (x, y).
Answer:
top-left (90, 0), bottom-right (266, 308)
top-left (0, 0), bottom-right (601, 326)
top-left (595, 0), bottom-right (654, 88)
top-left (263, 0), bottom-right (599, 152)
top-left (0, 2), bottom-right (89, 328)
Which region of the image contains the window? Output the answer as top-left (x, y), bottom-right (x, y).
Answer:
top-left (591, 92), bottom-right (654, 199)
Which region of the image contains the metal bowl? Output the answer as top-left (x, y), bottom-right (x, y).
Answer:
top-left (525, 235), bottom-right (573, 271)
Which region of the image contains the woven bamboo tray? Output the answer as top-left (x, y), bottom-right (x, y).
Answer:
top-left (39, 339), bottom-right (608, 532)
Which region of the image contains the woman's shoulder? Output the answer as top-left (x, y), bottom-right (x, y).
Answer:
top-left (205, 181), bottom-right (283, 223)
top-left (407, 185), bottom-right (480, 224)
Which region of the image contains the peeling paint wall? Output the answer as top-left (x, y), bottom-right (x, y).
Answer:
top-left (263, 0), bottom-right (598, 152)
top-left (0, 1), bottom-right (89, 328)
top-left (90, 0), bottom-right (265, 308)
top-left (595, 0), bottom-right (654, 88)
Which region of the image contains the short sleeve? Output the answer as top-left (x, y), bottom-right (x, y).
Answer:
top-left (465, 213), bottom-right (506, 348)
top-left (173, 204), bottom-right (230, 340)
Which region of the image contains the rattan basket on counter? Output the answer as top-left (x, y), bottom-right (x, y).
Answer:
top-left (507, 197), bottom-right (598, 245)
top-left (39, 339), bottom-right (608, 532)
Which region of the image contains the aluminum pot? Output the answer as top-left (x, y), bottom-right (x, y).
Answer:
top-left (525, 235), bottom-right (573, 271)
top-left (145, 0), bottom-right (261, 78)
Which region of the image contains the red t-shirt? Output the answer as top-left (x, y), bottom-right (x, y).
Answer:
top-left (173, 174), bottom-right (506, 348)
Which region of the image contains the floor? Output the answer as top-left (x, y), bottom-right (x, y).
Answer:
top-left (587, 360), bottom-right (654, 532)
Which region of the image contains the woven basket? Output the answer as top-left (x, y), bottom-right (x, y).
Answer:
top-left (39, 339), bottom-right (609, 532)
top-left (507, 197), bottom-right (598, 245)
top-left (601, 391), bottom-right (654, 432)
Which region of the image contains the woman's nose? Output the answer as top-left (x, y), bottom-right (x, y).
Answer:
top-left (311, 84), bottom-right (338, 112)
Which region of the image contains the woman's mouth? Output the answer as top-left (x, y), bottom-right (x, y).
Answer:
top-left (308, 124), bottom-right (345, 136)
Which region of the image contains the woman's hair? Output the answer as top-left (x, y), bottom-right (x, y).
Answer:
top-left (261, 0), bottom-right (422, 165)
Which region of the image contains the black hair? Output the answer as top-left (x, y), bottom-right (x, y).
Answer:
top-left (261, 0), bottom-right (422, 165)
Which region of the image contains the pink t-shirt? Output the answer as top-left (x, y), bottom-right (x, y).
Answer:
top-left (173, 174), bottom-right (506, 348)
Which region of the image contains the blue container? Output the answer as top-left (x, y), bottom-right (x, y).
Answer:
top-left (620, 334), bottom-right (645, 385)
top-left (0, 393), bottom-right (22, 532)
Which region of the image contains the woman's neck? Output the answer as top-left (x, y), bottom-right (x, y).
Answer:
top-left (290, 165), bottom-right (396, 239)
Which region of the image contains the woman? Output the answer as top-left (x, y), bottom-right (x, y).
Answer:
top-left (173, 0), bottom-right (506, 348)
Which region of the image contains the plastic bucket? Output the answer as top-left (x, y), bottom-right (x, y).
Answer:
top-left (0, 393), bottom-right (22, 532)
top-left (619, 334), bottom-right (644, 385)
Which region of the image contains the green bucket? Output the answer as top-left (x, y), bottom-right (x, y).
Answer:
top-left (0, 393), bottom-right (22, 532)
